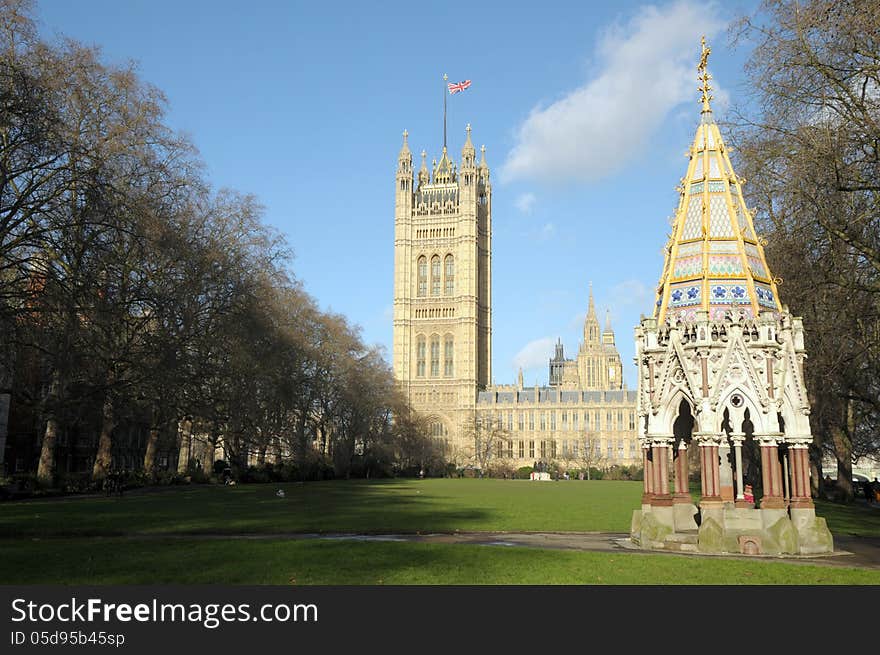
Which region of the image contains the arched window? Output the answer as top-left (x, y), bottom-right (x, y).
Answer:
top-left (416, 336), bottom-right (426, 377)
top-left (444, 335), bottom-right (454, 376)
top-left (430, 336), bottom-right (440, 376)
top-left (431, 256), bottom-right (441, 296)
top-left (417, 257), bottom-right (427, 297)
top-left (444, 255), bottom-right (454, 295)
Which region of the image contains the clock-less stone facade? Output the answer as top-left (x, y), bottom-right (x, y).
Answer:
top-left (392, 128), bottom-right (637, 469)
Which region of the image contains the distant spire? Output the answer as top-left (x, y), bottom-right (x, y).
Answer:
top-left (604, 309), bottom-right (613, 333)
top-left (479, 144), bottom-right (487, 169)
top-left (418, 149), bottom-right (429, 186)
top-left (462, 123), bottom-right (475, 159)
top-left (587, 282), bottom-right (596, 318)
top-left (399, 129), bottom-right (411, 157)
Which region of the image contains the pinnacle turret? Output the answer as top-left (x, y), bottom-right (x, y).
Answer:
top-left (433, 146), bottom-right (456, 184)
top-left (398, 129), bottom-right (411, 159)
top-left (397, 129), bottom-right (412, 178)
top-left (462, 124), bottom-right (475, 155)
top-left (418, 150), bottom-right (429, 187)
top-left (461, 123), bottom-right (476, 170)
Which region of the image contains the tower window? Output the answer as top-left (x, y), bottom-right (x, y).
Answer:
top-left (444, 255), bottom-right (454, 295)
top-left (444, 335), bottom-right (454, 377)
top-left (416, 336), bottom-right (426, 377)
top-left (430, 337), bottom-right (440, 377)
top-left (417, 257), bottom-right (427, 297)
top-left (431, 256), bottom-right (441, 296)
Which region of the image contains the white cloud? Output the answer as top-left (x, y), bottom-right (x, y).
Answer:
top-left (515, 192), bottom-right (537, 213)
top-left (609, 279), bottom-right (650, 307)
top-left (539, 222), bottom-right (556, 239)
top-left (500, 0), bottom-right (725, 184)
top-left (513, 336), bottom-right (556, 371)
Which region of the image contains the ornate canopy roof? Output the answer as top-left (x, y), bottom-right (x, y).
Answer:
top-left (654, 38), bottom-right (781, 324)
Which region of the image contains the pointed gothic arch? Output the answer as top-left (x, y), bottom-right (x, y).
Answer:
top-left (715, 386), bottom-right (768, 435)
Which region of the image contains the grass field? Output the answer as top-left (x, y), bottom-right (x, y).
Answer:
top-left (2, 479), bottom-right (879, 585)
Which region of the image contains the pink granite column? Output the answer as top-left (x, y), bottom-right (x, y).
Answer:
top-left (789, 445), bottom-right (814, 509)
top-left (698, 435), bottom-right (722, 506)
top-left (642, 443), bottom-right (653, 504)
top-left (651, 440), bottom-right (672, 506)
top-left (759, 437), bottom-right (786, 509)
top-left (673, 440), bottom-right (690, 503)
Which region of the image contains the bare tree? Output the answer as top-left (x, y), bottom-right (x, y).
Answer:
top-left (732, 0), bottom-right (880, 500)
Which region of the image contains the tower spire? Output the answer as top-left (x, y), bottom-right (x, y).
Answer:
top-left (653, 37), bottom-right (782, 324)
top-left (587, 281), bottom-right (596, 318)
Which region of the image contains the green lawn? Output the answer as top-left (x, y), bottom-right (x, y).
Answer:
top-left (2, 478), bottom-right (879, 585)
top-left (0, 478), bottom-right (642, 537)
top-left (3, 537), bottom-right (878, 585)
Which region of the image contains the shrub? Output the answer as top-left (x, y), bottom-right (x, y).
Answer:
top-left (515, 466), bottom-right (534, 480)
top-left (485, 462), bottom-right (515, 479)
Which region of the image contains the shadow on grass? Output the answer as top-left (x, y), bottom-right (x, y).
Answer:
top-left (0, 479), bottom-right (495, 538)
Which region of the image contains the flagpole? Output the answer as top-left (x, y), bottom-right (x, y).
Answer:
top-left (443, 73), bottom-right (448, 149)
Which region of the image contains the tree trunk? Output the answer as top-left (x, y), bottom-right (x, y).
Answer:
top-left (143, 405), bottom-right (161, 474)
top-left (143, 426), bottom-right (160, 474)
top-left (809, 443), bottom-right (822, 498)
top-left (92, 393), bottom-right (115, 480)
top-left (177, 418), bottom-right (192, 473)
top-left (37, 415), bottom-right (59, 483)
top-left (37, 369), bottom-right (62, 484)
top-left (831, 400), bottom-right (854, 502)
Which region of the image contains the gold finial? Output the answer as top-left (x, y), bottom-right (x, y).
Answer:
top-left (698, 36), bottom-right (713, 113)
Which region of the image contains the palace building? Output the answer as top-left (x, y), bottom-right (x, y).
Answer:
top-left (392, 127), bottom-right (637, 470)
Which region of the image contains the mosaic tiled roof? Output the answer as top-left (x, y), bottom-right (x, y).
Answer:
top-left (654, 40), bottom-right (781, 323)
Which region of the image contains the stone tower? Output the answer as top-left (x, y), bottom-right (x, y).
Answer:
top-left (576, 284), bottom-right (624, 391)
top-left (392, 126), bottom-right (492, 442)
top-left (630, 38), bottom-right (833, 556)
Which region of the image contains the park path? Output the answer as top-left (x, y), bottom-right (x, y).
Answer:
top-left (123, 529), bottom-right (880, 571)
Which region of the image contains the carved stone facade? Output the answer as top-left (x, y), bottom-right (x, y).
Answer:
top-left (392, 126), bottom-right (492, 450)
top-left (475, 287), bottom-right (637, 469)
top-left (392, 129), bottom-right (637, 469)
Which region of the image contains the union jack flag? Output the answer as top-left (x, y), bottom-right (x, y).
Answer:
top-left (448, 79), bottom-right (472, 94)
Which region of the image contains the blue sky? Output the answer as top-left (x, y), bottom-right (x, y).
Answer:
top-left (36, 0), bottom-right (762, 387)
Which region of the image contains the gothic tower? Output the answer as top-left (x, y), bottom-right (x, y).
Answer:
top-left (392, 126), bottom-right (492, 442)
top-left (576, 284), bottom-right (624, 391)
